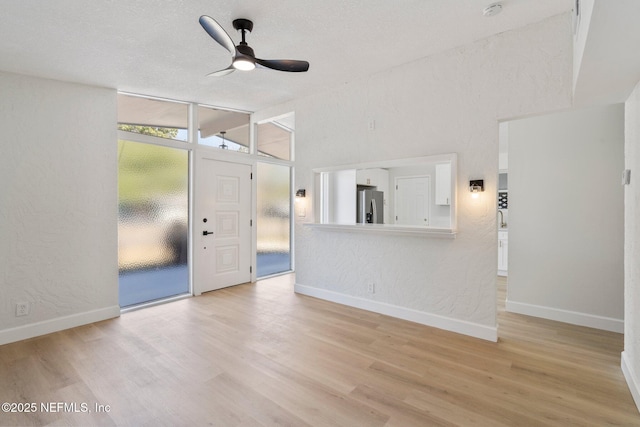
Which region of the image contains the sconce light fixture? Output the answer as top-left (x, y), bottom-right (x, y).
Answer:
top-left (295, 189), bottom-right (306, 198)
top-left (470, 180), bottom-right (484, 198)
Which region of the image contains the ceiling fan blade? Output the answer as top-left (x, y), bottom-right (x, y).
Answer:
top-left (199, 15), bottom-right (236, 54)
top-left (255, 58), bottom-right (309, 72)
top-left (207, 65), bottom-right (236, 77)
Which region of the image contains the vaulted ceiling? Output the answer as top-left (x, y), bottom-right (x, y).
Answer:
top-left (1, 1), bottom-right (573, 112)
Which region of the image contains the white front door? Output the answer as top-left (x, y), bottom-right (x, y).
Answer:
top-left (395, 175), bottom-right (430, 226)
top-left (194, 156), bottom-right (252, 294)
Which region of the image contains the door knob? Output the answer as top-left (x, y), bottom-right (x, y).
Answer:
top-left (202, 230), bottom-right (213, 236)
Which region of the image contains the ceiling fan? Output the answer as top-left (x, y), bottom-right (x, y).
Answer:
top-left (199, 16), bottom-right (310, 77)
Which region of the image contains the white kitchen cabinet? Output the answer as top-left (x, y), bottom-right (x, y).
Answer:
top-left (498, 230), bottom-right (508, 276)
top-left (435, 163), bottom-right (452, 205)
top-left (356, 168), bottom-right (388, 187)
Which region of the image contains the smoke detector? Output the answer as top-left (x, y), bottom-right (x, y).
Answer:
top-left (483, 2), bottom-right (503, 17)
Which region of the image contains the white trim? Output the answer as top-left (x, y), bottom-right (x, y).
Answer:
top-left (289, 165), bottom-right (296, 272)
top-left (197, 101), bottom-right (252, 115)
top-left (311, 153), bottom-right (458, 232)
top-left (117, 129), bottom-right (191, 150)
top-left (295, 283), bottom-right (497, 342)
top-left (118, 92), bottom-right (252, 115)
top-left (506, 299), bottom-right (623, 333)
top-left (311, 153), bottom-right (456, 174)
top-left (304, 222), bottom-right (456, 238)
top-left (0, 306), bottom-right (120, 346)
top-left (118, 91), bottom-right (190, 105)
top-left (251, 161), bottom-right (258, 283)
top-left (120, 293), bottom-right (190, 313)
top-left (621, 351), bottom-right (640, 413)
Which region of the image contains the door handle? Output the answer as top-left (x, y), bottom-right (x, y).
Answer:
top-left (202, 231), bottom-right (213, 236)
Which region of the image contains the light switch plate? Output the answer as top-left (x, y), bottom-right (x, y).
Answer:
top-left (622, 169), bottom-right (631, 185)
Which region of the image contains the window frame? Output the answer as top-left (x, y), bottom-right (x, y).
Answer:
top-left (117, 92), bottom-right (297, 290)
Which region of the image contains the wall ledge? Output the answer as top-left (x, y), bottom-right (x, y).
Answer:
top-left (295, 283), bottom-right (497, 342)
top-left (303, 223), bottom-right (457, 238)
top-left (0, 306), bottom-right (121, 346)
top-left (506, 299), bottom-right (623, 333)
top-left (621, 351), bottom-right (640, 414)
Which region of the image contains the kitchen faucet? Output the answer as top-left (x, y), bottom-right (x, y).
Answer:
top-left (498, 209), bottom-right (506, 228)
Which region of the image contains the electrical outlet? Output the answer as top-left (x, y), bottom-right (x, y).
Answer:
top-left (16, 302), bottom-right (30, 317)
top-left (367, 283), bottom-right (375, 294)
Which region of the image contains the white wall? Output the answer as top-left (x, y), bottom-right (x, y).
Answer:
top-left (255, 14), bottom-right (573, 341)
top-left (622, 81), bottom-right (640, 411)
top-left (506, 104), bottom-right (625, 332)
top-left (0, 72), bottom-right (119, 345)
top-left (324, 169), bottom-right (356, 224)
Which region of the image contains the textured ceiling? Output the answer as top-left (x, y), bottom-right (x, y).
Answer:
top-left (0, 0), bottom-right (572, 112)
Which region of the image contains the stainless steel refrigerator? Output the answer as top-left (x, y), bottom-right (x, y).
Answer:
top-left (357, 189), bottom-right (384, 224)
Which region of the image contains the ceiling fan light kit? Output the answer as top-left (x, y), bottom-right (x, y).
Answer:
top-left (233, 55), bottom-right (256, 71)
top-left (199, 15), bottom-right (309, 76)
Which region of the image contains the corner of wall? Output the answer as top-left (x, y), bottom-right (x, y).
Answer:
top-left (622, 351), bottom-right (640, 412)
top-left (624, 78), bottom-right (640, 414)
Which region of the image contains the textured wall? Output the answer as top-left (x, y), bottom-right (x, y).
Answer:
top-left (256, 14), bottom-right (573, 338)
top-left (623, 81), bottom-right (640, 407)
top-left (507, 105), bottom-right (624, 329)
top-left (0, 72), bottom-right (118, 342)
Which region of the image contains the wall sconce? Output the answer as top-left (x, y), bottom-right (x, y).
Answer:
top-left (469, 180), bottom-right (484, 198)
top-left (295, 189), bottom-right (307, 217)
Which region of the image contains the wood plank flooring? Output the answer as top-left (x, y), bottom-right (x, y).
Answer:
top-left (0, 274), bottom-right (638, 426)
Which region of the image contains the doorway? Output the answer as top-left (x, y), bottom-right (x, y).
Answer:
top-left (394, 175), bottom-right (430, 226)
top-left (498, 105), bottom-right (624, 332)
top-left (194, 156), bottom-right (252, 294)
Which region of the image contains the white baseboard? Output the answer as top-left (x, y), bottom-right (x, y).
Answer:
top-left (0, 306), bottom-right (121, 346)
top-left (506, 299), bottom-right (623, 333)
top-left (621, 351), bottom-right (640, 413)
top-left (294, 283), bottom-right (497, 342)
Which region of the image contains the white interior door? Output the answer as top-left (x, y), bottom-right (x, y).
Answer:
top-left (395, 176), bottom-right (430, 226)
top-left (195, 156), bottom-right (252, 294)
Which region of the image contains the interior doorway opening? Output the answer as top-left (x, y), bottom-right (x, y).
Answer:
top-left (497, 104), bottom-right (624, 334)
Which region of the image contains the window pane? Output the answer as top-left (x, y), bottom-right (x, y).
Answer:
top-left (117, 94), bottom-right (188, 142)
top-left (257, 163), bottom-right (291, 277)
top-left (118, 140), bottom-right (189, 307)
top-left (257, 121), bottom-right (292, 160)
top-left (198, 105), bottom-right (249, 153)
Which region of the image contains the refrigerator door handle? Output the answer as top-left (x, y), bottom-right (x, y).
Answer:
top-left (371, 199), bottom-right (377, 223)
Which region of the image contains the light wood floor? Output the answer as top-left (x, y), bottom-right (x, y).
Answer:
top-left (1, 274), bottom-right (638, 426)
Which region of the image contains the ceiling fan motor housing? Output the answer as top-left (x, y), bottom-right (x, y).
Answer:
top-left (233, 19), bottom-right (254, 33)
top-left (236, 44), bottom-right (255, 57)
